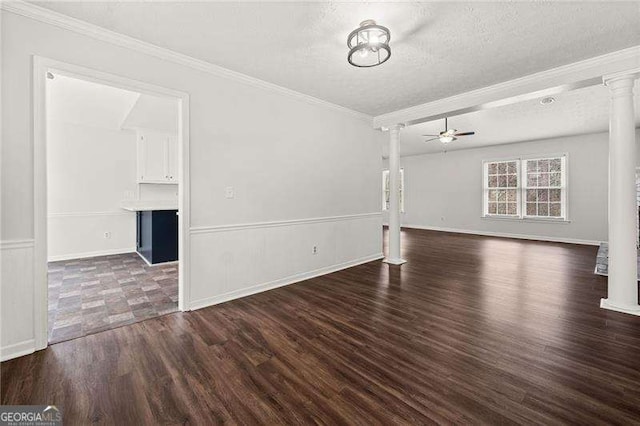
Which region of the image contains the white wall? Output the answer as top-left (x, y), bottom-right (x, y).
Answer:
top-left (0, 11), bottom-right (382, 360)
top-left (139, 184), bottom-right (178, 201)
top-left (383, 132), bottom-right (617, 244)
top-left (45, 75), bottom-right (180, 261)
top-left (46, 120), bottom-right (137, 261)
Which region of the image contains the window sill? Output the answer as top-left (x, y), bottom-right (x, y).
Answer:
top-left (481, 215), bottom-right (571, 224)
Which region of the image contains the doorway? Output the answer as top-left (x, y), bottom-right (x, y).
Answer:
top-left (33, 57), bottom-right (190, 349)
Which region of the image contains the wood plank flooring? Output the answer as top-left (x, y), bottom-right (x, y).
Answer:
top-left (3, 228), bottom-right (640, 424)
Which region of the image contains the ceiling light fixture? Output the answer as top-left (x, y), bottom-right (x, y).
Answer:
top-left (540, 97), bottom-right (555, 105)
top-left (422, 117), bottom-right (476, 144)
top-left (347, 20), bottom-right (391, 68)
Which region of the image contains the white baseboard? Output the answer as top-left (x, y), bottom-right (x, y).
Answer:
top-left (386, 223), bottom-right (602, 246)
top-left (189, 253), bottom-right (384, 311)
top-left (1, 339), bottom-right (35, 362)
top-left (383, 257), bottom-right (407, 265)
top-left (48, 247), bottom-right (136, 262)
top-left (135, 250), bottom-right (179, 267)
top-left (601, 298), bottom-right (640, 316)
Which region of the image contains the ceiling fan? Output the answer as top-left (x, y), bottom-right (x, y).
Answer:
top-left (422, 117), bottom-right (475, 144)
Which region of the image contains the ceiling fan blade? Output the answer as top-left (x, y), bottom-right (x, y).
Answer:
top-left (423, 137), bottom-right (440, 142)
top-left (454, 131), bottom-right (475, 136)
top-left (421, 134), bottom-right (440, 137)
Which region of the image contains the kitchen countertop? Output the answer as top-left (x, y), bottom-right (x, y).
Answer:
top-left (120, 200), bottom-right (178, 212)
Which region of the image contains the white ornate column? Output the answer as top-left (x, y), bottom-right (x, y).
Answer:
top-left (384, 124), bottom-right (406, 265)
top-left (601, 72), bottom-right (640, 315)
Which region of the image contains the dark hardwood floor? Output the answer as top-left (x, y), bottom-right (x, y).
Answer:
top-left (3, 228), bottom-right (640, 424)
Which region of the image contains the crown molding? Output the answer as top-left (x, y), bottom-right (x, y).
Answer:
top-left (374, 45), bottom-right (640, 129)
top-left (1, 0), bottom-right (372, 122)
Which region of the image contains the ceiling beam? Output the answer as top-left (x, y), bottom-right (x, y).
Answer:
top-left (373, 46), bottom-right (640, 129)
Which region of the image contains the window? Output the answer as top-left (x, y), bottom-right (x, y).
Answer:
top-left (483, 155), bottom-right (566, 220)
top-left (523, 157), bottom-right (566, 218)
top-left (382, 169), bottom-right (404, 212)
top-left (485, 160), bottom-right (520, 216)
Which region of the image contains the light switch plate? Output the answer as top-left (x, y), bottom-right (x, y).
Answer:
top-left (225, 187), bottom-right (234, 199)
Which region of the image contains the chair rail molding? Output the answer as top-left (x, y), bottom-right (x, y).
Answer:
top-left (47, 211), bottom-right (133, 218)
top-left (1, 0), bottom-right (371, 123)
top-left (0, 239), bottom-right (36, 250)
top-left (374, 45), bottom-right (640, 129)
top-left (189, 212), bottom-right (382, 235)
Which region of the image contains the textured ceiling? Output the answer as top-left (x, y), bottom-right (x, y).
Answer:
top-left (385, 81), bottom-right (640, 158)
top-left (32, 1), bottom-right (640, 116)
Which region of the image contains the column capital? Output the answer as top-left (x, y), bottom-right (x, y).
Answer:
top-left (389, 123), bottom-right (405, 134)
top-left (603, 69), bottom-right (640, 87)
top-left (382, 123), bottom-right (405, 132)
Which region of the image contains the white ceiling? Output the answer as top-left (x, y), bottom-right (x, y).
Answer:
top-left (121, 94), bottom-right (179, 134)
top-left (46, 73), bottom-right (140, 129)
top-left (386, 81), bottom-right (640, 158)
top-left (33, 1), bottom-right (640, 116)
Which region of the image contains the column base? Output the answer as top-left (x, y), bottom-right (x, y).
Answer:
top-left (383, 258), bottom-right (407, 265)
top-left (600, 298), bottom-right (640, 316)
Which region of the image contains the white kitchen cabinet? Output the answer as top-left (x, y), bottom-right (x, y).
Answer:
top-left (166, 135), bottom-right (179, 183)
top-left (136, 130), bottom-right (178, 184)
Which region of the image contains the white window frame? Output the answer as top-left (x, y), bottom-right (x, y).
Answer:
top-left (382, 168), bottom-right (405, 213)
top-left (482, 153), bottom-right (569, 222)
top-left (482, 158), bottom-right (521, 218)
top-left (521, 155), bottom-right (568, 221)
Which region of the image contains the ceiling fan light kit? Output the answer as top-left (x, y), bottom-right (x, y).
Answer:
top-left (422, 117), bottom-right (476, 144)
top-left (347, 20), bottom-right (391, 68)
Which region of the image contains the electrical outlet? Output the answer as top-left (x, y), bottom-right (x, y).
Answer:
top-left (312, 245), bottom-right (318, 255)
top-left (225, 187), bottom-right (234, 199)
top-left (104, 232), bottom-right (111, 239)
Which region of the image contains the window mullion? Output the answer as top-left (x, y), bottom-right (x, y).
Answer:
top-left (518, 159), bottom-right (523, 219)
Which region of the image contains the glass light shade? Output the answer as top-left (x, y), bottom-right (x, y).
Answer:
top-left (440, 136), bottom-right (455, 144)
top-left (347, 20), bottom-right (391, 67)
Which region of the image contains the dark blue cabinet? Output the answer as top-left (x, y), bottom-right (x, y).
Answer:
top-left (136, 210), bottom-right (178, 264)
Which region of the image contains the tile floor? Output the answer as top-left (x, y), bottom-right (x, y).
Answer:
top-left (48, 253), bottom-right (178, 344)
